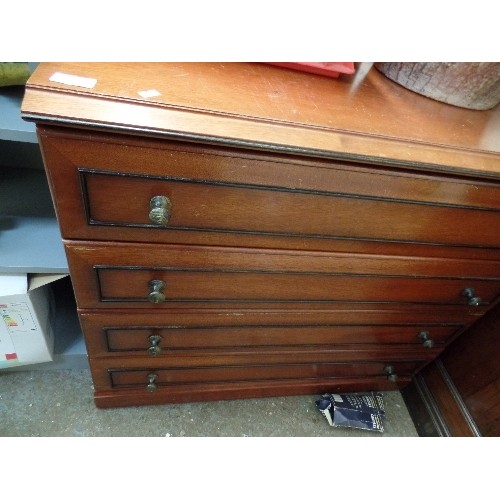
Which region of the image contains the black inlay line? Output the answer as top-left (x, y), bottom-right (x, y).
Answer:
top-left (77, 167), bottom-right (500, 249)
top-left (86, 219), bottom-right (500, 251)
top-left (79, 170), bottom-right (92, 225)
top-left (84, 219), bottom-right (500, 250)
top-left (105, 345), bottom-right (444, 354)
top-left (108, 374), bottom-right (415, 390)
top-left (78, 168), bottom-right (500, 213)
top-left (102, 322), bottom-right (463, 332)
top-left (103, 323), bottom-right (459, 352)
top-left (97, 298), bottom-right (491, 306)
top-left (93, 265), bottom-right (500, 281)
top-left (83, 219), bottom-right (500, 251)
top-left (107, 360), bottom-right (407, 376)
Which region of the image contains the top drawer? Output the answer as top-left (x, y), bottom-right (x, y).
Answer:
top-left (39, 129), bottom-right (500, 250)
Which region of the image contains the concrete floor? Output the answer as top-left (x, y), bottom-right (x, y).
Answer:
top-left (0, 368), bottom-right (418, 437)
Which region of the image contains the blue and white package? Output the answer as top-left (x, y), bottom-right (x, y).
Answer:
top-left (316, 392), bottom-right (385, 432)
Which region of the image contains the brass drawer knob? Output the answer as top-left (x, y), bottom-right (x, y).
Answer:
top-left (384, 365), bottom-right (398, 382)
top-left (149, 195), bottom-right (171, 225)
top-left (148, 334), bottom-right (162, 356)
top-left (147, 373), bottom-right (158, 392)
top-left (462, 287), bottom-right (481, 306)
top-left (418, 331), bottom-right (435, 349)
top-left (148, 279), bottom-right (166, 304)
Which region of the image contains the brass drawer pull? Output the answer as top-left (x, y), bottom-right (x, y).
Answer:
top-left (418, 331), bottom-right (435, 349)
top-left (384, 365), bottom-right (398, 382)
top-left (462, 287), bottom-right (481, 306)
top-left (149, 195), bottom-right (171, 225)
top-left (148, 279), bottom-right (166, 304)
top-left (148, 334), bottom-right (162, 356)
top-left (147, 373), bottom-right (158, 392)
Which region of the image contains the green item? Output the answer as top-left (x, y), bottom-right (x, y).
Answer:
top-left (0, 62), bottom-right (31, 87)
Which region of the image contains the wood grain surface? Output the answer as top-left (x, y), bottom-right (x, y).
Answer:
top-left (23, 63), bottom-right (500, 408)
top-left (23, 62), bottom-right (500, 176)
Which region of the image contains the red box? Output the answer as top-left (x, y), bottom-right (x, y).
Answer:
top-left (266, 62), bottom-right (355, 78)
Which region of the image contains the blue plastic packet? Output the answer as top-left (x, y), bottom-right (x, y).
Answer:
top-left (316, 392), bottom-right (385, 432)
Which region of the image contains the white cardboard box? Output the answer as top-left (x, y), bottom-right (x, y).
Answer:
top-left (0, 274), bottom-right (66, 369)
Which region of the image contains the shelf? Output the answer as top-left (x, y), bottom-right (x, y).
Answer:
top-left (0, 66), bottom-right (83, 371)
top-left (0, 215), bottom-right (68, 273)
top-left (0, 167), bottom-right (68, 273)
top-left (0, 86), bottom-right (38, 143)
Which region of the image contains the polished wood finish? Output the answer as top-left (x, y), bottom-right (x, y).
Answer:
top-left (64, 242), bottom-right (500, 312)
top-left (96, 324), bottom-right (458, 353)
top-left (402, 359), bottom-right (481, 437)
top-left (22, 62), bottom-right (500, 409)
top-left (403, 302), bottom-right (500, 436)
top-left (419, 362), bottom-right (477, 436)
top-left (79, 309), bottom-right (466, 356)
top-left (109, 361), bottom-right (421, 387)
top-left (37, 128), bottom-right (500, 249)
top-left (90, 374), bottom-right (412, 408)
top-left (441, 302), bottom-right (500, 436)
top-left (22, 62), bottom-right (500, 175)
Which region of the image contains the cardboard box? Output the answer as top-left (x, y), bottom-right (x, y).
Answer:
top-left (0, 274), bottom-right (66, 369)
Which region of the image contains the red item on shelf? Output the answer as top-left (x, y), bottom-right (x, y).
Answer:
top-left (266, 62), bottom-right (355, 78)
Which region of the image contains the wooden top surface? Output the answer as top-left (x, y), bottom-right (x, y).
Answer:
top-left (21, 62), bottom-right (500, 177)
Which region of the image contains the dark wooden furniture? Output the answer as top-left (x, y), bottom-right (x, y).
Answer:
top-left (21, 62), bottom-right (500, 409)
top-left (402, 301), bottom-right (500, 436)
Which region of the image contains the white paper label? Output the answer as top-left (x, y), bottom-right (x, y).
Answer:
top-left (332, 394), bottom-right (343, 403)
top-left (138, 89), bottom-right (161, 98)
top-left (49, 72), bottom-right (97, 89)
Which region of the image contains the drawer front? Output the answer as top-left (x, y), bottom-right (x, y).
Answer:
top-left (97, 268), bottom-right (500, 306)
top-left (107, 361), bottom-right (422, 388)
top-left (90, 373), bottom-right (413, 408)
top-left (40, 130), bottom-right (500, 249)
top-left (80, 310), bottom-right (465, 357)
top-left (81, 171), bottom-right (500, 248)
top-left (88, 354), bottom-right (422, 406)
top-left (66, 242), bottom-right (500, 310)
top-left (104, 325), bottom-right (457, 353)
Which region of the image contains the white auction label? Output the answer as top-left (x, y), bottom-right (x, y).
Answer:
top-left (138, 89), bottom-right (161, 98)
top-left (49, 72), bottom-right (97, 89)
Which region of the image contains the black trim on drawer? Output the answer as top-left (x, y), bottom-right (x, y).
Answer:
top-left (101, 322), bottom-right (463, 352)
top-left (79, 168), bottom-right (500, 213)
top-left (93, 265), bottom-right (500, 306)
top-left (78, 168), bottom-right (500, 249)
top-left (107, 361), bottom-right (420, 389)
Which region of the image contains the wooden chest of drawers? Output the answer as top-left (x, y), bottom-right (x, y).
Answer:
top-left (22, 62), bottom-right (500, 408)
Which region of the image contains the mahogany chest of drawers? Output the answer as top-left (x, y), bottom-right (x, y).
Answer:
top-left (22, 62), bottom-right (500, 408)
